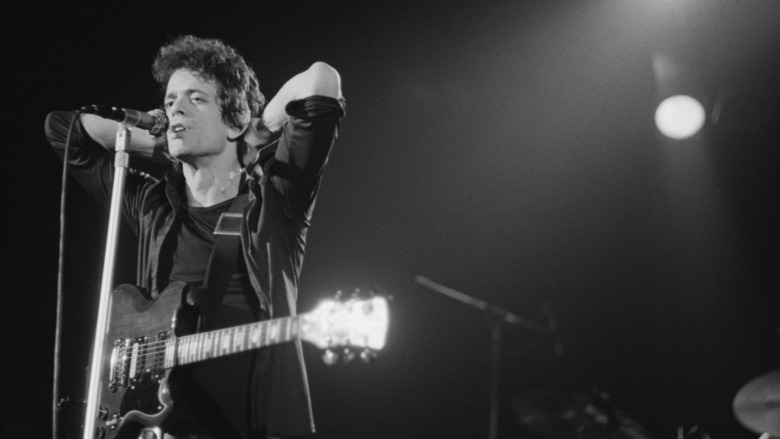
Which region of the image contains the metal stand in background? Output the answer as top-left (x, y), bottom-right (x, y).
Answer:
top-left (82, 124), bottom-right (132, 439)
top-left (414, 275), bottom-right (550, 439)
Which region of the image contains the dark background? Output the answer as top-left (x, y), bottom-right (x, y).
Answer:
top-left (3, 1), bottom-right (779, 438)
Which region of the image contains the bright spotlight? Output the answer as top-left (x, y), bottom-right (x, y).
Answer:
top-left (655, 95), bottom-right (706, 140)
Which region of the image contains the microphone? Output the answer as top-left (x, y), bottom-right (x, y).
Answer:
top-left (80, 105), bottom-right (168, 137)
top-left (541, 302), bottom-right (564, 358)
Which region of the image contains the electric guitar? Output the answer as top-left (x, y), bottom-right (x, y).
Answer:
top-left (76, 281), bottom-right (389, 439)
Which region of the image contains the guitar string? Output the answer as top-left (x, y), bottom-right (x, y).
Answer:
top-left (115, 319), bottom-right (295, 370)
top-left (111, 304), bottom-right (374, 373)
top-left (114, 307), bottom-right (380, 371)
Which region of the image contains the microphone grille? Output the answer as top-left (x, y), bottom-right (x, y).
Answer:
top-left (148, 109), bottom-right (169, 137)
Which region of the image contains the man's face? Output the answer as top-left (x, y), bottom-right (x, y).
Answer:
top-left (164, 69), bottom-right (236, 162)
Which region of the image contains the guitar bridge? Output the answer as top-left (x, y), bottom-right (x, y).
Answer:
top-left (109, 331), bottom-right (169, 390)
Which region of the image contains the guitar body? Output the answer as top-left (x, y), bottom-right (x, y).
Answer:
top-left (96, 282), bottom-right (195, 439)
top-left (69, 281), bottom-right (388, 439)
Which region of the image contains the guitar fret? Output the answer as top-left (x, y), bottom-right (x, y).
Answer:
top-left (187, 334), bottom-right (198, 363)
top-left (211, 331), bottom-right (219, 356)
top-left (184, 335), bottom-right (193, 363)
top-left (179, 336), bottom-right (193, 365)
top-left (166, 339), bottom-right (176, 368)
top-left (153, 338), bottom-right (164, 371)
top-left (187, 334), bottom-right (195, 363)
top-left (269, 320), bottom-right (280, 344)
top-left (194, 334), bottom-right (202, 361)
top-left (220, 328), bottom-right (232, 355)
top-left (176, 338), bottom-right (184, 364)
top-left (233, 326), bottom-right (246, 352)
top-left (249, 322), bottom-right (262, 347)
top-left (202, 331), bottom-right (214, 360)
top-left (199, 334), bottom-right (206, 360)
top-left (178, 337), bottom-right (188, 364)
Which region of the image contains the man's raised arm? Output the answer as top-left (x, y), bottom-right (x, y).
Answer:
top-left (80, 113), bottom-right (169, 162)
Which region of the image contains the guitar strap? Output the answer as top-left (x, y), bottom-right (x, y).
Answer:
top-left (200, 191), bottom-right (249, 330)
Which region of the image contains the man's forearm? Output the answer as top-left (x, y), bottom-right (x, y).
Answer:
top-left (262, 62), bottom-right (342, 133)
top-left (80, 113), bottom-right (164, 161)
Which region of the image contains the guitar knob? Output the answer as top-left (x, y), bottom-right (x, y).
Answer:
top-left (322, 349), bottom-right (338, 366)
top-left (97, 405), bottom-right (109, 420)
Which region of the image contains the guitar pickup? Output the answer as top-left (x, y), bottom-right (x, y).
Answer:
top-left (109, 339), bottom-right (132, 390)
top-left (128, 337), bottom-right (149, 381)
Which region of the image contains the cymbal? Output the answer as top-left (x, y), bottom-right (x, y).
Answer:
top-left (733, 369), bottom-right (780, 436)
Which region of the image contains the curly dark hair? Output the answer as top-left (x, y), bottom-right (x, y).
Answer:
top-left (152, 35), bottom-right (265, 165)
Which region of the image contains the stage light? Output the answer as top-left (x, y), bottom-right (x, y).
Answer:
top-left (655, 94), bottom-right (706, 140)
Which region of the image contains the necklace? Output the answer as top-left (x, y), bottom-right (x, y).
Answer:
top-left (216, 168), bottom-right (243, 194)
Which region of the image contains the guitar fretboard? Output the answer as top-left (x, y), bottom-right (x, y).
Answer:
top-left (168, 316), bottom-right (301, 367)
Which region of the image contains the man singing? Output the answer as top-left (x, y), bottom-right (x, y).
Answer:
top-left (45, 35), bottom-right (345, 439)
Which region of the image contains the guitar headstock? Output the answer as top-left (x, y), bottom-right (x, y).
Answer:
top-left (300, 293), bottom-right (389, 358)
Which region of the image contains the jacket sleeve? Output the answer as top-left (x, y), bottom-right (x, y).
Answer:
top-left (240, 95), bottom-right (345, 316)
top-left (259, 95), bottom-right (346, 223)
top-left (45, 110), bottom-right (116, 208)
top-left (44, 111), bottom-right (168, 235)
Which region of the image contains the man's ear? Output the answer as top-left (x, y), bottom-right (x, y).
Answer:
top-left (227, 122), bottom-right (249, 142)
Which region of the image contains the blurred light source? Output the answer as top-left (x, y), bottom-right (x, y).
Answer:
top-left (655, 94), bottom-right (705, 140)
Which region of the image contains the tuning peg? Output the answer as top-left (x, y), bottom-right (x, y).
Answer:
top-left (360, 349), bottom-right (377, 364)
top-left (368, 285), bottom-right (394, 302)
top-left (322, 349), bottom-right (338, 366)
top-left (342, 348), bottom-right (356, 364)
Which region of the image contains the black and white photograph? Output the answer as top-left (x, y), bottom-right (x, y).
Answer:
top-left (3, 1), bottom-right (779, 438)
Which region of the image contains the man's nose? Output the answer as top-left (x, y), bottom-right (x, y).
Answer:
top-left (168, 97), bottom-right (186, 116)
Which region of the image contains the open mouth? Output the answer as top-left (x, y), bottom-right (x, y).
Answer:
top-left (169, 123), bottom-right (188, 137)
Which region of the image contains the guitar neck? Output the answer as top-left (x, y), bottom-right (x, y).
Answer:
top-left (171, 315), bottom-right (301, 367)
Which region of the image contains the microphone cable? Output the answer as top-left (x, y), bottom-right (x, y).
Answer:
top-left (50, 109), bottom-right (162, 439)
top-left (51, 109), bottom-right (81, 439)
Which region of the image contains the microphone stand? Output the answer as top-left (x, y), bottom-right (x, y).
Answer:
top-left (414, 276), bottom-right (549, 439)
top-left (82, 124), bottom-right (132, 439)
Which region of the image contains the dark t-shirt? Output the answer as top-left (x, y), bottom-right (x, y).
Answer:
top-left (166, 197), bottom-right (261, 437)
